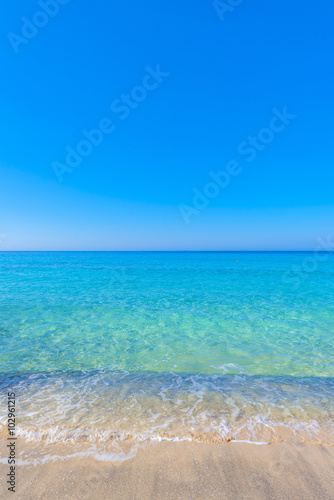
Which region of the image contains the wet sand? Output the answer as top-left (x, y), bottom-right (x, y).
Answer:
top-left (1, 441), bottom-right (334, 499)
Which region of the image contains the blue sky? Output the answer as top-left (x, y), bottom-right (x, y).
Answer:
top-left (1, 0), bottom-right (333, 250)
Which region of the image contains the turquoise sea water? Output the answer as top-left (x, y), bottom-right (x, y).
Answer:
top-left (1, 252), bottom-right (334, 460)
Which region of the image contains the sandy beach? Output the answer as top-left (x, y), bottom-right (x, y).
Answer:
top-left (2, 441), bottom-right (334, 499)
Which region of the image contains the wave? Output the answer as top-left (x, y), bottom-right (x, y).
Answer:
top-left (0, 370), bottom-right (333, 462)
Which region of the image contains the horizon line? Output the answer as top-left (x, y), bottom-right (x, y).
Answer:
top-left (0, 250), bottom-right (331, 253)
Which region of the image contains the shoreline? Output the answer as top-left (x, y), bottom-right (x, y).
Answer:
top-left (2, 428), bottom-right (334, 467)
top-left (1, 441), bottom-right (334, 499)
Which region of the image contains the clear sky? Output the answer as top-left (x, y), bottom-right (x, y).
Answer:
top-left (1, 0), bottom-right (333, 250)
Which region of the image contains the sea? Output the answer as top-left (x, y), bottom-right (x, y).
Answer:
top-left (0, 251), bottom-right (333, 462)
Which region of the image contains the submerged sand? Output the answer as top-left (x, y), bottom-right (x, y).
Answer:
top-left (1, 441), bottom-right (334, 499)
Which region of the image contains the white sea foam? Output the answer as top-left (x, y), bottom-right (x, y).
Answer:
top-left (231, 440), bottom-right (270, 445)
top-left (1, 369), bottom-right (333, 464)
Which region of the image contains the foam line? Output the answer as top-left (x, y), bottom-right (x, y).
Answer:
top-left (231, 439), bottom-right (270, 445)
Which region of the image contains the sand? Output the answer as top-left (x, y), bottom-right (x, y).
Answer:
top-left (1, 441), bottom-right (334, 499)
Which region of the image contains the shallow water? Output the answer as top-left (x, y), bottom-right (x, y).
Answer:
top-left (0, 251), bottom-right (333, 460)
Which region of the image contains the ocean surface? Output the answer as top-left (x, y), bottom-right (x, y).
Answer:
top-left (0, 251), bottom-right (333, 461)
